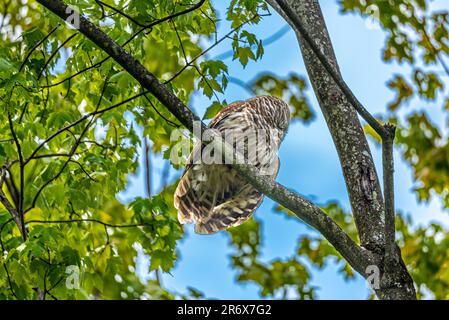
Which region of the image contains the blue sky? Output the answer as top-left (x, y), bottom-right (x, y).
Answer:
top-left (120, 0), bottom-right (449, 299)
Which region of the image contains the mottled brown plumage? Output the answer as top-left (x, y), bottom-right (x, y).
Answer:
top-left (174, 96), bottom-right (290, 234)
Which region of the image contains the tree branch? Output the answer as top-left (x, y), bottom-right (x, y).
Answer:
top-left (266, 0), bottom-right (386, 251)
top-left (25, 90), bottom-right (149, 164)
top-left (382, 124), bottom-right (397, 267)
top-left (26, 219), bottom-right (151, 229)
top-left (0, 181), bottom-right (25, 241)
top-left (273, 0), bottom-right (388, 138)
top-left (7, 113), bottom-right (27, 240)
top-left (19, 24), bottom-right (60, 72)
top-left (37, 33), bottom-right (77, 81)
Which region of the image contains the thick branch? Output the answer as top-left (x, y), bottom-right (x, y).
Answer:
top-left (35, 0), bottom-right (372, 277)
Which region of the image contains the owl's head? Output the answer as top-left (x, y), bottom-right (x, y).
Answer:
top-left (273, 97), bottom-right (291, 133)
top-left (255, 96), bottom-right (291, 142)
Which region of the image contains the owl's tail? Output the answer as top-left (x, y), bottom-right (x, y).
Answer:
top-left (174, 166), bottom-right (264, 234)
top-left (194, 189), bottom-right (263, 234)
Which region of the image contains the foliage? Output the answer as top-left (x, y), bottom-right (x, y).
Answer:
top-left (340, 0), bottom-right (449, 209)
top-left (0, 0), bottom-right (269, 299)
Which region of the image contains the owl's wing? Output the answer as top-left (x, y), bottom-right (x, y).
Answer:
top-left (174, 99), bottom-right (248, 223)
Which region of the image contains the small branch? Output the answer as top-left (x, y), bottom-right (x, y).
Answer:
top-left (95, 0), bottom-right (147, 27)
top-left (39, 51), bottom-right (51, 120)
top-left (37, 33), bottom-right (78, 81)
top-left (143, 138), bottom-right (151, 199)
top-left (31, 153), bottom-right (71, 159)
top-left (143, 0), bottom-right (207, 29)
top-left (142, 136), bottom-right (162, 285)
top-left (26, 219), bottom-right (151, 229)
top-left (273, 0), bottom-right (388, 138)
top-left (3, 264), bottom-right (19, 299)
top-left (143, 94), bottom-right (181, 128)
top-left (4, 168), bottom-right (20, 209)
top-left (43, 56), bottom-right (108, 88)
top-left (68, 159), bottom-right (97, 182)
top-left (19, 24), bottom-right (60, 72)
top-left (7, 113), bottom-right (27, 240)
top-left (25, 90), bottom-right (149, 164)
top-left (382, 124), bottom-right (397, 267)
top-left (165, 14), bottom-right (261, 84)
top-left (18, 102), bottom-right (29, 124)
top-left (0, 186), bottom-right (25, 241)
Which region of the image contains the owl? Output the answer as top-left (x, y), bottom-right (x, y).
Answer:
top-left (174, 96), bottom-right (290, 234)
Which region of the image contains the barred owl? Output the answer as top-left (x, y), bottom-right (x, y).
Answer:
top-left (174, 96), bottom-right (290, 234)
